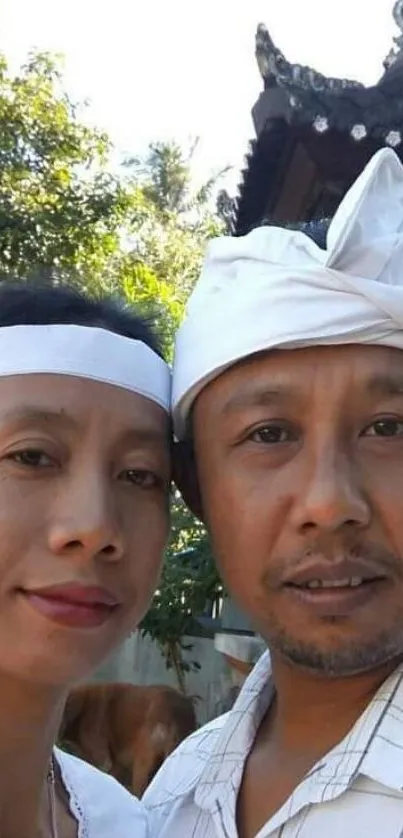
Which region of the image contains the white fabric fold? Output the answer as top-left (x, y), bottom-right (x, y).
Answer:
top-left (172, 148), bottom-right (403, 437)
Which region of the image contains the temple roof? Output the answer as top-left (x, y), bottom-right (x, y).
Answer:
top-left (234, 1), bottom-right (403, 236)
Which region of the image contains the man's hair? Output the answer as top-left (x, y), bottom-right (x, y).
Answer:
top-left (0, 282), bottom-right (162, 356)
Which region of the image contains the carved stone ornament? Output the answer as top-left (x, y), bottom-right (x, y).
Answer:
top-left (313, 115), bottom-right (329, 133)
top-left (386, 130), bottom-right (402, 147)
top-left (255, 22), bottom-right (363, 93)
top-left (384, 1), bottom-right (403, 70)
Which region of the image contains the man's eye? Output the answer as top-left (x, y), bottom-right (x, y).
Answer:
top-left (248, 425), bottom-right (293, 444)
top-left (363, 419), bottom-right (403, 438)
top-left (6, 449), bottom-right (54, 467)
top-left (121, 469), bottom-right (161, 489)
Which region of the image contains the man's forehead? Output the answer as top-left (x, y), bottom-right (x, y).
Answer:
top-left (201, 344), bottom-right (403, 415)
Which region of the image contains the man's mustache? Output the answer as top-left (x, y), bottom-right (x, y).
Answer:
top-left (262, 541), bottom-right (403, 587)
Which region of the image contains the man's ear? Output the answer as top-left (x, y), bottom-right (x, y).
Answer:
top-left (172, 439), bottom-right (204, 521)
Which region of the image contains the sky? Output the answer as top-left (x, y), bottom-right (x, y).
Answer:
top-left (0, 0), bottom-right (398, 189)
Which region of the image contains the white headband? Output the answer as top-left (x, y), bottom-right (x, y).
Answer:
top-left (172, 147), bottom-right (403, 437)
top-left (0, 324), bottom-right (170, 412)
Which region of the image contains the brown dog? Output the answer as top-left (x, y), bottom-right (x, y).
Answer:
top-left (59, 683), bottom-right (197, 796)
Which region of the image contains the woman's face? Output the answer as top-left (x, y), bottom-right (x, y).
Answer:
top-left (0, 373), bottom-right (170, 687)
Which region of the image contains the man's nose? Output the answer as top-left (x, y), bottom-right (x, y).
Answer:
top-left (47, 472), bottom-right (124, 562)
top-left (290, 448), bottom-right (371, 535)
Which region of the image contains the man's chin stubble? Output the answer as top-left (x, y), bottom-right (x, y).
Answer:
top-left (267, 626), bottom-right (403, 678)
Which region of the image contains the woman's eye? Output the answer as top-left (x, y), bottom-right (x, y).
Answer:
top-left (121, 469), bottom-right (161, 489)
top-left (248, 424), bottom-right (294, 444)
top-left (363, 419), bottom-right (403, 438)
top-left (7, 449), bottom-right (54, 467)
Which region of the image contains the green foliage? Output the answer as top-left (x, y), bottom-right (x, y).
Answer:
top-left (140, 494), bottom-right (223, 693)
top-left (0, 51), bottom-right (128, 285)
top-left (122, 140), bottom-right (225, 328)
top-left (125, 139), bottom-right (230, 219)
top-left (120, 259), bottom-right (183, 359)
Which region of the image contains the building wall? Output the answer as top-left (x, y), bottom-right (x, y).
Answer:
top-left (91, 598), bottom-right (265, 723)
top-left (93, 630), bottom-right (246, 724)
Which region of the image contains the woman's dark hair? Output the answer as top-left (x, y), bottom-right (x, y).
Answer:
top-left (0, 282), bottom-right (162, 356)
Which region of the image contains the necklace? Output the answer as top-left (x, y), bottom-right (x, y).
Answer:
top-left (47, 757), bottom-right (59, 838)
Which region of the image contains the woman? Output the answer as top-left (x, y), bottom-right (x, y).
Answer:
top-left (0, 282), bottom-right (171, 837)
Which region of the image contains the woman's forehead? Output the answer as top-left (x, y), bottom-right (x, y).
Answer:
top-left (0, 373), bottom-right (170, 439)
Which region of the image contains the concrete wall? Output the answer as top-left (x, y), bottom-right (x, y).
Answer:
top-left (93, 630), bottom-right (243, 724)
top-left (220, 598), bottom-right (255, 633)
top-left (91, 598), bottom-right (265, 723)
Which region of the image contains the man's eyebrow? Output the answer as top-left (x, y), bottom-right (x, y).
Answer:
top-left (366, 374), bottom-right (403, 397)
top-left (221, 384), bottom-right (293, 415)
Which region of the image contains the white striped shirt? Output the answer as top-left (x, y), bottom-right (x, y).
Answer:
top-left (144, 652), bottom-right (403, 837)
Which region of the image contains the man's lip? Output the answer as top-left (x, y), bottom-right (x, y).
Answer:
top-left (20, 584), bottom-right (120, 607)
top-left (285, 579), bottom-right (386, 618)
top-left (283, 559), bottom-right (387, 588)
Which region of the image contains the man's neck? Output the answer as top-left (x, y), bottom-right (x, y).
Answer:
top-left (265, 655), bottom-right (400, 758)
top-left (236, 656), bottom-right (401, 838)
top-left (0, 672), bottom-right (66, 836)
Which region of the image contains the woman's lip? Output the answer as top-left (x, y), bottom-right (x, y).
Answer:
top-left (20, 590), bottom-right (118, 628)
top-left (21, 583), bottom-right (120, 607)
top-left (19, 584), bottom-right (120, 629)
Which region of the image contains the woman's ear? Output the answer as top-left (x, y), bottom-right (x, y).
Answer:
top-left (172, 439), bottom-right (204, 521)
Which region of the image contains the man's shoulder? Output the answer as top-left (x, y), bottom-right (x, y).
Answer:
top-left (144, 712), bottom-right (229, 809)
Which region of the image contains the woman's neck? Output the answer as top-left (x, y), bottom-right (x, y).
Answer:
top-left (0, 673), bottom-right (66, 836)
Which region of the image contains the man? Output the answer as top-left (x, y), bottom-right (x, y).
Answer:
top-left (144, 148), bottom-right (403, 837)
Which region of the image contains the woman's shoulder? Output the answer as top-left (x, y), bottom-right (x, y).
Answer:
top-left (55, 747), bottom-right (148, 837)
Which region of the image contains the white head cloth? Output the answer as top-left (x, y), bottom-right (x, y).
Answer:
top-left (0, 324), bottom-right (170, 412)
top-left (173, 147), bottom-right (403, 437)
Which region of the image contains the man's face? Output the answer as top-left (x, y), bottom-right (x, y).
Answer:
top-left (193, 344), bottom-right (403, 676)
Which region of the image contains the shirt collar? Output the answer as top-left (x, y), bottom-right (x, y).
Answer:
top-left (194, 651), bottom-right (272, 811)
top-left (194, 653), bottom-right (403, 831)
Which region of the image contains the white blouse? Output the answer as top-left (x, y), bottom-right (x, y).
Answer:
top-left (55, 747), bottom-right (148, 837)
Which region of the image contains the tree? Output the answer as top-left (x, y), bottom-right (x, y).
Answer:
top-left (140, 494), bottom-right (223, 693)
top-left (0, 51), bottom-right (128, 286)
top-left (124, 140), bottom-right (227, 298)
top-left (0, 52), bottom-right (227, 316)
